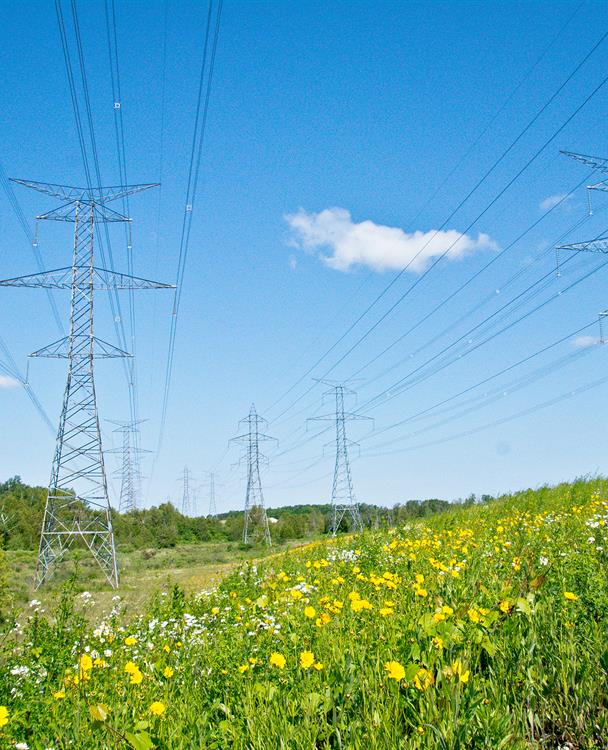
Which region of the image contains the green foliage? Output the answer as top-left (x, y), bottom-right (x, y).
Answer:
top-left (1, 478), bottom-right (608, 748)
top-left (0, 475), bottom-right (466, 553)
top-left (0, 548), bottom-right (12, 624)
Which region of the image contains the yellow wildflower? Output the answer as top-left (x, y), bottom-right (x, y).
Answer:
top-left (149, 701), bottom-right (165, 716)
top-left (564, 591), bottom-right (579, 601)
top-left (124, 636), bottom-right (137, 646)
top-left (379, 607), bottom-right (394, 616)
top-left (467, 609), bottom-right (481, 623)
top-left (313, 662), bottom-right (324, 671)
top-left (499, 600), bottom-right (510, 613)
top-left (163, 666), bottom-right (174, 678)
top-left (300, 651), bottom-right (315, 669)
top-left (0, 706), bottom-right (8, 727)
top-left (53, 691), bottom-right (65, 700)
top-left (414, 668), bottom-right (434, 691)
top-left (304, 606), bottom-right (316, 619)
top-left (238, 664), bottom-right (249, 673)
top-left (269, 652), bottom-right (286, 669)
top-left (384, 660), bottom-right (405, 681)
top-left (79, 653), bottom-right (93, 678)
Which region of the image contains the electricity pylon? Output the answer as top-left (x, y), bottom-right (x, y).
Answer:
top-left (201, 471), bottom-right (223, 518)
top-left (230, 404), bottom-right (276, 545)
top-left (178, 466), bottom-right (195, 516)
top-left (308, 381), bottom-right (372, 536)
top-left (208, 472), bottom-right (217, 517)
top-left (558, 151), bottom-right (608, 340)
top-left (0, 179), bottom-right (173, 588)
top-left (108, 419), bottom-right (150, 512)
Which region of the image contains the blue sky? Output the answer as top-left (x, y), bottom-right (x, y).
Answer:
top-left (1, 0), bottom-right (608, 515)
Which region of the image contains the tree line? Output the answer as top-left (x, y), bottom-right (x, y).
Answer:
top-left (0, 476), bottom-right (491, 551)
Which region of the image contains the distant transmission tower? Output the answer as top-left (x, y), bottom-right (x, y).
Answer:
top-left (108, 419), bottom-right (149, 512)
top-left (208, 472), bottom-right (217, 517)
top-left (230, 404), bottom-right (276, 545)
top-left (558, 151), bottom-right (608, 339)
top-left (179, 466), bottom-right (195, 516)
top-left (0, 179), bottom-right (173, 588)
top-left (308, 381), bottom-right (372, 536)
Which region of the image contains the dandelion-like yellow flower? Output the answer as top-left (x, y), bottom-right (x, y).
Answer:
top-left (414, 668), bottom-right (434, 691)
top-left (564, 591), bottom-right (579, 601)
top-left (300, 651), bottom-right (315, 669)
top-left (53, 691), bottom-right (66, 700)
top-left (499, 600), bottom-right (510, 613)
top-left (0, 706), bottom-right (8, 727)
top-left (149, 701), bottom-right (165, 716)
top-left (467, 609), bottom-right (481, 623)
top-left (163, 666), bottom-right (174, 678)
top-left (130, 670), bottom-right (143, 685)
top-left (124, 636), bottom-right (137, 646)
top-left (238, 664), bottom-right (249, 673)
top-left (79, 654), bottom-right (93, 672)
top-left (124, 661), bottom-right (143, 685)
top-left (379, 607), bottom-right (394, 617)
top-left (304, 606), bottom-right (316, 619)
top-left (313, 662), bottom-right (324, 671)
top-left (269, 652), bottom-right (286, 669)
top-left (384, 660), bottom-right (405, 681)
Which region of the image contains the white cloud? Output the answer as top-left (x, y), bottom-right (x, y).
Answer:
top-left (288, 254), bottom-right (298, 270)
top-left (285, 207), bottom-right (498, 273)
top-left (572, 335), bottom-right (601, 348)
top-left (0, 375), bottom-right (20, 389)
top-left (539, 193), bottom-right (568, 211)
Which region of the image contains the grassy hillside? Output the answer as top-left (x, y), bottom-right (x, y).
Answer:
top-left (1, 478), bottom-right (607, 749)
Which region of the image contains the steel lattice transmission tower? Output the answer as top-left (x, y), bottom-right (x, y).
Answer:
top-left (0, 179), bottom-right (173, 588)
top-left (230, 404), bottom-right (276, 545)
top-left (179, 466), bottom-right (195, 516)
top-left (558, 151), bottom-right (608, 340)
top-left (108, 419), bottom-right (150, 513)
top-left (309, 381), bottom-right (372, 536)
top-left (208, 472), bottom-right (217, 517)
top-left (203, 471), bottom-right (220, 518)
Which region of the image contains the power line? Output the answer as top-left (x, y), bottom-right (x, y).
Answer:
top-left (265, 31), bottom-right (608, 423)
top-left (156, 0), bottom-right (223, 454)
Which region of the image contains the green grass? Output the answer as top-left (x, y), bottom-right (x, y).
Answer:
top-left (1, 478), bottom-right (608, 749)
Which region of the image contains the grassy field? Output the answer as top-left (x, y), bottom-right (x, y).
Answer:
top-left (4, 539), bottom-right (310, 621)
top-left (1, 479), bottom-right (608, 749)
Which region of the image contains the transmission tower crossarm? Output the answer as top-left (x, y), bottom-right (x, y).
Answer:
top-left (10, 178), bottom-right (160, 204)
top-left (557, 237), bottom-right (608, 254)
top-left (560, 150), bottom-right (608, 175)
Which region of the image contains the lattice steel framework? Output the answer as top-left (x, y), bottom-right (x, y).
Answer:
top-left (231, 404), bottom-right (275, 545)
top-left (558, 151), bottom-right (608, 342)
top-left (208, 472), bottom-right (217, 518)
top-left (108, 419), bottom-right (149, 513)
top-left (0, 179), bottom-right (173, 588)
top-left (179, 466), bottom-right (194, 516)
top-left (309, 381), bottom-right (372, 536)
